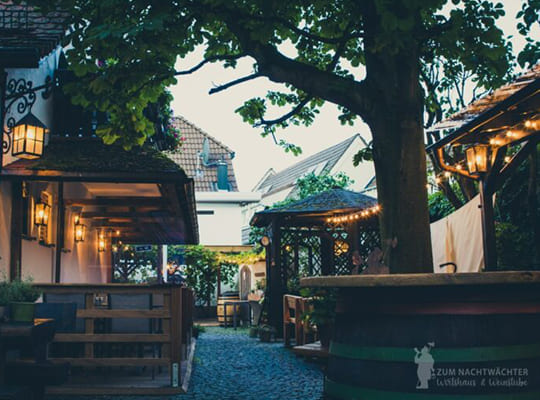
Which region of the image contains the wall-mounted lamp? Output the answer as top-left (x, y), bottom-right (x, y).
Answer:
top-left (465, 144), bottom-right (490, 175)
top-left (12, 112), bottom-right (48, 159)
top-left (260, 235), bottom-right (270, 247)
top-left (98, 232), bottom-right (106, 252)
top-left (74, 215), bottom-right (86, 242)
top-left (34, 201), bottom-right (50, 226)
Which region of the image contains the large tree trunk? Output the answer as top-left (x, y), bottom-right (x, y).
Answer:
top-left (363, 4), bottom-right (433, 273)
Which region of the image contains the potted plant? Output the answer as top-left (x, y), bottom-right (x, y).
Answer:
top-left (258, 324), bottom-right (276, 342)
top-left (9, 278), bottom-right (41, 322)
top-left (301, 288), bottom-right (336, 348)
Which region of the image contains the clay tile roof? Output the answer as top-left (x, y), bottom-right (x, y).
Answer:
top-left (0, 2), bottom-right (69, 58)
top-left (164, 116), bottom-right (239, 192)
top-left (256, 134), bottom-right (360, 196)
top-left (429, 63), bottom-right (540, 133)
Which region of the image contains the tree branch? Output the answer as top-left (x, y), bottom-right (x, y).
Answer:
top-left (174, 54), bottom-right (246, 76)
top-left (209, 73), bottom-right (261, 94)
top-left (223, 20), bottom-right (372, 120)
top-left (256, 96), bottom-right (312, 127)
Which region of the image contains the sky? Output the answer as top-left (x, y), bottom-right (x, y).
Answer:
top-left (169, 1), bottom-right (528, 192)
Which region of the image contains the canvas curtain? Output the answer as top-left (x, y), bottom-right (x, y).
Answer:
top-left (431, 195), bottom-right (486, 273)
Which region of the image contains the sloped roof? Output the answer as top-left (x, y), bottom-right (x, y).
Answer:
top-left (428, 64), bottom-right (540, 133)
top-left (0, 2), bottom-right (69, 59)
top-left (426, 64), bottom-right (540, 152)
top-left (4, 137), bottom-right (185, 175)
top-left (251, 188), bottom-right (377, 227)
top-left (256, 134), bottom-right (360, 196)
top-left (164, 116), bottom-right (239, 192)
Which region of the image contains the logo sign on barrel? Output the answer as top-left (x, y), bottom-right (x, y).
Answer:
top-left (134, 245), bottom-right (152, 252)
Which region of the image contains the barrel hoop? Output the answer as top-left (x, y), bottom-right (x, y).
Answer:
top-left (339, 302), bottom-right (540, 315)
top-left (325, 378), bottom-right (540, 400)
top-left (330, 342), bottom-right (540, 363)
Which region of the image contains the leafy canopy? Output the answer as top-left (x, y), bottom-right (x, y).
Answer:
top-left (35, 0), bottom-right (538, 149)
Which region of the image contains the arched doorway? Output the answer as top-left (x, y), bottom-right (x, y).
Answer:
top-left (239, 265), bottom-right (251, 300)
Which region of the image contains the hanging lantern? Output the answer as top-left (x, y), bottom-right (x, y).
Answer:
top-left (34, 201), bottom-right (50, 226)
top-left (465, 144), bottom-right (490, 174)
top-left (11, 112), bottom-right (48, 159)
top-left (74, 216), bottom-right (86, 243)
top-left (334, 240), bottom-right (350, 256)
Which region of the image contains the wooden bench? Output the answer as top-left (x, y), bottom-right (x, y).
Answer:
top-left (283, 295), bottom-right (312, 347)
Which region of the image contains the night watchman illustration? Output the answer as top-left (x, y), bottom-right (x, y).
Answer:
top-left (414, 342), bottom-right (435, 389)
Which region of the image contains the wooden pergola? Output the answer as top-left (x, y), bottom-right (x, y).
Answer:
top-left (427, 65), bottom-right (540, 270)
top-left (1, 137), bottom-right (199, 282)
top-left (250, 188), bottom-right (380, 335)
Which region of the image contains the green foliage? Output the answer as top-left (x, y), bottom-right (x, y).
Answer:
top-left (427, 185), bottom-right (467, 222)
top-left (249, 172), bottom-right (353, 248)
top-left (33, 0), bottom-right (536, 150)
top-left (299, 287), bottom-right (337, 326)
top-left (495, 222), bottom-right (534, 270)
top-left (0, 282), bottom-right (10, 306)
top-left (494, 145), bottom-right (540, 269)
top-left (113, 245), bottom-right (159, 283)
top-left (192, 324), bottom-right (206, 338)
top-left (168, 245), bottom-right (238, 307)
top-left (6, 278), bottom-right (41, 303)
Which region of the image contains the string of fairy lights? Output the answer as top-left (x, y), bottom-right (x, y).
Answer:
top-left (429, 116), bottom-right (539, 188)
top-left (326, 204), bottom-right (381, 224)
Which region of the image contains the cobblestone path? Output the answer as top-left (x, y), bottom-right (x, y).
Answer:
top-left (183, 327), bottom-right (324, 400)
top-left (48, 327), bottom-right (323, 400)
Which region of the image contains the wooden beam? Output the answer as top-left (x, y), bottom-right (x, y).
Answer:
top-left (81, 211), bottom-right (170, 219)
top-left (65, 197), bottom-right (167, 207)
top-left (55, 181), bottom-right (65, 283)
top-left (49, 358), bottom-right (170, 367)
top-left (9, 181), bottom-right (23, 281)
top-left (54, 333), bottom-right (170, 343)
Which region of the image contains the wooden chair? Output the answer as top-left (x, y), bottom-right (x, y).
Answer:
top-left (283, 295), bottom-right (307, 347)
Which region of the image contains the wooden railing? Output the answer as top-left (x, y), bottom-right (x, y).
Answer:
top-left (36, 283), bottom-right (193, 394)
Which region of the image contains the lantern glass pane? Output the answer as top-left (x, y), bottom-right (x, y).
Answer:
top-left (475, 145), bottom-right (489, 173)
top-left (466, 147), bottom-right (477, 173)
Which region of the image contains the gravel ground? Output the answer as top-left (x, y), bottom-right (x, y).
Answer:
top-left (48, 326), bottom-right (324, 400)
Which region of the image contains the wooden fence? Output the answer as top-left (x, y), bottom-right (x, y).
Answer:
top-left (36, 283), bottom-right (194, 396)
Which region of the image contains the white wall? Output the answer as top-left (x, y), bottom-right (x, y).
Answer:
top-left (0, 181), bottom-right (12, 279)
top-left (196, 192), bottom-right (260, 246)
top-left (3, 50), bottom-right (59, 168)
top-left (331, 136), bottom-right (376, 195)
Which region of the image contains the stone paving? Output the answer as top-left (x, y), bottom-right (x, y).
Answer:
top-left (48, 326), bottom-right (324, 400)
top-left (183, 327), bottom-right (323, 400)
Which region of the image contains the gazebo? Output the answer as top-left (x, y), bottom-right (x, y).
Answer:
top-left (426, 64), bottom-right (540, 270)
top-left (250, 188), bottom-right (380, 334)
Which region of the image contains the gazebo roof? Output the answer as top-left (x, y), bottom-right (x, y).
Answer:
top-left (251, 188), bottom-right (377, 227)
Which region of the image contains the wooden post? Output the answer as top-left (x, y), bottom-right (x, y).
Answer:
top-left (55, 181), bottom-right (65, 283)
top-left (0, 69), bottom-right (6, 173)
top-left (320, 233), bottom-right (334, 275)
top-left (268, 219), bottom-right (283, 336)
top-left (9, 180), bottom-right (23, 281)
top-left (84, 293), bottom-right (95, 358)
top-left (479, 180), bottom-right (497, 271)
top-left (170, 286), bottom-right (182, 387)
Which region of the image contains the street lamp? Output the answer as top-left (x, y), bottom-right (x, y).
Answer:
top-left (11, 111), bottom-right (48, 159)
top-left (98, 232), bottom-right (106, 252)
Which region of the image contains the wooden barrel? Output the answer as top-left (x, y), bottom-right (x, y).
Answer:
top-left (303, 272), bottom-right (540, 399)
top-left (217, 292), bottom-right (240, 324)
